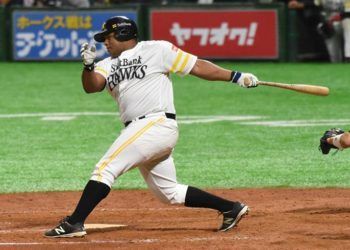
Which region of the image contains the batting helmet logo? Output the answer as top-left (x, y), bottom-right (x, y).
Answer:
top-left (94, 16), bottom-right (138, 43)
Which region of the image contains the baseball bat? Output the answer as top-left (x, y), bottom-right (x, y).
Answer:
top-left (257, 81), bottom-right (329, 96)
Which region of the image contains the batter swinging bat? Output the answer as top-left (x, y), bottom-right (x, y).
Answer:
top-left (257, 81), bottom-right (329, 96)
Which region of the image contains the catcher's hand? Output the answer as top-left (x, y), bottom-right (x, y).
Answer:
top-left (319, 128), bottom-right (344, 154)
top-left (80, 43), bottom-right (96, 70)
top-left (232, 72), bottom-right (258, 88)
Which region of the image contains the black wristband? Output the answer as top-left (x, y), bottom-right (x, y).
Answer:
top-left (230, 71), bottom-right (242, 83)
top-left (84, 63), bottom-right (95, 72)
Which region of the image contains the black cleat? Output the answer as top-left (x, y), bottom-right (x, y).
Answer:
top-left (44, 216), bottom-right (86, 238)
top-left (219, 202), bottom-right (249, 232)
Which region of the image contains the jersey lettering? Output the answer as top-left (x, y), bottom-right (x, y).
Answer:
top-left (107, 56), bottom-right (148, 91)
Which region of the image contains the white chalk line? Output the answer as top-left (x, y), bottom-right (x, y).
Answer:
top-left (0, 235), bottom-right (258, 246)
top-left (242, 119), bottom-right (350, 127)
top-left (0, 229), bottom-right (44, 234)
top-left (0, 112), bottom-right (117, 118)
top-left (1, 112), bottom-right (349, 127)
top-left (179, 115), bottom-right (263, 124)
top-left (0, 225), bottom-right (126, 234)
top-left (41, 116), bottom-right (76, 121)
top-left (0, 112), bottom-right (263, 124)
top-left (0, 206), bottom-right (192, 215)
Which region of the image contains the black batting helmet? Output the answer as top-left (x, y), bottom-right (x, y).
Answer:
top-left (94, 16), bottom-right (138, 43)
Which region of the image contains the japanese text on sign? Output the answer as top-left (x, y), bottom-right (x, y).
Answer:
top-left (170, 22), bottom-right (258, 46)
top-left (12, 10), bottom-right (138, 60)
top-left (17, 15), bottom-right (92, 30)
top-left (150, 9), bottom-right (278, 59)
top-left (15, 31), bottom-right (106, 58)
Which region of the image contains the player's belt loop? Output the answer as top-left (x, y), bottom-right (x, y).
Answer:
top-left (124, 113), bottom-right (176, 127)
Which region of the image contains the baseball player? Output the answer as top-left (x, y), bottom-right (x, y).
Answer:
top-left (44, 16), bottom-right (258, 238)
top-left (315, 0), bottom-right (350, 62)
top-left (319, 128), bottom-right (350, 154)
top-left (342, 0), bottom-right (350, 61)
top-left (289, 0), bottom-right (350, 62)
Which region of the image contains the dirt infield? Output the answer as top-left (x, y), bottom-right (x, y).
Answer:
top-left (0, 188), bottom-right (349, 249)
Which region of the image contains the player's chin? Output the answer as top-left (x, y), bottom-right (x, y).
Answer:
top-left (110, 51), bottom-right (121, 58)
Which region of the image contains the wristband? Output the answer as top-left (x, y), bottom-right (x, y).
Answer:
top-left (84, 63), bottom-right (95, 72)
top-left (230, 71), bottom-right (242, 83)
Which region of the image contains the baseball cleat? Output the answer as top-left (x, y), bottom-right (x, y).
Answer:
top-left (44, 216), bottom-right (86, 238)
top-left (219, 202), bottom-right (249, 232)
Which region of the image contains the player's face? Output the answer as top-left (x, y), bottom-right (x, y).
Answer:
top-left (103, 33), bottom-right (123, 58)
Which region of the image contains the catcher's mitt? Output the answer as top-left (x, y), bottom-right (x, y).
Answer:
top-left (319, 128), bottom-right (344, 154)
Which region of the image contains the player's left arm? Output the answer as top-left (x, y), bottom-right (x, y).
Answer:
top-left (190, 59), bottom-right (258, 88)
top-left (161, 41), bottom-right (258, 88)
top-left (190, 59), bottom-right (231, 81)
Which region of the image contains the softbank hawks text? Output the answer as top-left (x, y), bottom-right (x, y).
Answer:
top-left (107, 56), bottom-right (147, 91)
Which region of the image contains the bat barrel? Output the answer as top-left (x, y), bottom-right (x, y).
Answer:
top-left (258, 81), bottom-right (329, 96)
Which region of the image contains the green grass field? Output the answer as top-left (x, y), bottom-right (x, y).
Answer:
top-left (0, 62), bottom-right (349, 193)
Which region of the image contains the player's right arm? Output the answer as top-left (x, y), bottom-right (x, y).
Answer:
top-left (80, 43), bottom-right (106, 93)
top-left (81, 70), bottom-right (106, 93)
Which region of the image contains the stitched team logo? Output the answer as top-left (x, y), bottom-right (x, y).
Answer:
top-left (107, 56), bottom-right (147, 91)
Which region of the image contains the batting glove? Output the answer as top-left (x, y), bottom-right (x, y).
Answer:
top-left (80, 43), bottom-right (96, 71)
top-left (231, 71), bottom-right (258, 88)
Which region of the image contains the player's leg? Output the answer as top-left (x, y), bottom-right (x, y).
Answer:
top-left (44, 179), bottom-right (110, 238)
top-left (44, 137), bottom-right (131, 237)
top-left (45, 116), bottom-right (179, 237)
top-left (139, 155), bottom-right (248, 232)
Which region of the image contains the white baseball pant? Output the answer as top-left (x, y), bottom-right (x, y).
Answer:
top-left (90, 113), bottom-right (188, 204)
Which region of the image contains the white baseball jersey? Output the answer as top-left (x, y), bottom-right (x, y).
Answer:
top-left (94, 40), bottom-right (197, 123)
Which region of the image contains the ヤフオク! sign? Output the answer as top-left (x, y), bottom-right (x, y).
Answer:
top-left (150, 9), bottom-right (278, 59)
